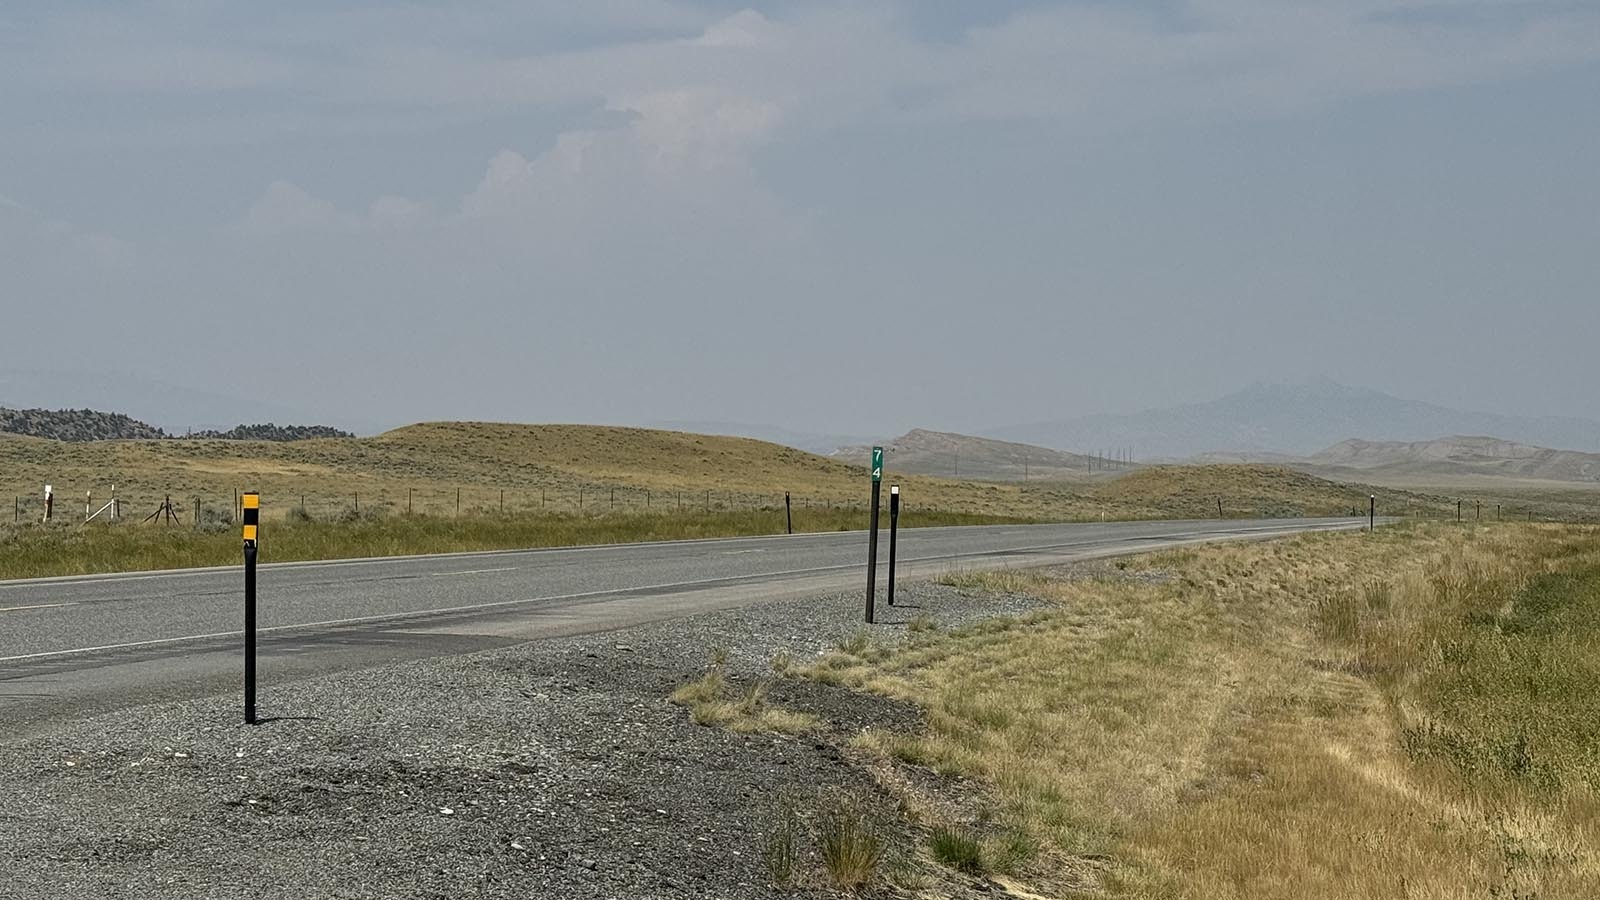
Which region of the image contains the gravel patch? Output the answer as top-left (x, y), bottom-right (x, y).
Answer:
top-left (0, 573), bottom-right (1076, 899)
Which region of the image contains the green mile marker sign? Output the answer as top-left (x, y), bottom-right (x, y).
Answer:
top-left (872, 446), bottom-right (883, 483)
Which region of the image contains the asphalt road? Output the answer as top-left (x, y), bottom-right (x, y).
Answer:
top-left (0, 517), bottom-right (1369, 734)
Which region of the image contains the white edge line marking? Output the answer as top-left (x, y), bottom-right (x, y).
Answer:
top-left (431, 567), bottom-right (520, 577)
top-left (0, 522), bottom-right (1363, 664)
top-left (0, 603), bottom-right (71, 613)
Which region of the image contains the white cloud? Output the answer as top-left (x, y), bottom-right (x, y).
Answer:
top-left (612, 90), bottom-right (781, 169)
top-left (244, 181), bottom-right (353, 234)
top-left (239, 86), bottom-right (797, 275)
top-left (692, 9), bottom-right (776, 48)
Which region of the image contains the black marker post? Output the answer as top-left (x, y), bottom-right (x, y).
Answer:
top-left (866, 447), bottom-right (883, 624)
top-left (887, 485), bottom-right (900, 607)
top-left (242, 492), bottom-right (260, 725)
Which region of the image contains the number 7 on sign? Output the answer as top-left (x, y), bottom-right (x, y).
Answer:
top-left (872, 446), bottom-right (883, 483)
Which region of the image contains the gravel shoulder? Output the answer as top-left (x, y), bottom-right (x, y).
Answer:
top-left (0, 565), bottom-right (1130, 899)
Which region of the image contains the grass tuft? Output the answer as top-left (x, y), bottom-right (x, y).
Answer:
top-left (818, 808), bottom-right (885, 892)
top-left (669, 662), bottom-right (816, 735)
top-left (928, 824), bottom-right (986, 874)
top-left (761, 802), bottom-right (800, 887)
top-left (936, 568), bottom-right (1044, 594)
top-left (836, 630), bottom-right (872, 655)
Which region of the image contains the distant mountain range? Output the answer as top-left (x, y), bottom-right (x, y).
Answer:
top-left (988, 378), bottom-right (1600, 458)
top-left (833, 429), bottom-right (1114, 481)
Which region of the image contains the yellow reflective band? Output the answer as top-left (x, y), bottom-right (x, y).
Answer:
top-left (242, 493), bottom-right (260, 510)
top-left (243, 524), bottom-right (258, 541)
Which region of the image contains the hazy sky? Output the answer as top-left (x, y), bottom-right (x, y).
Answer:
top-left (3, 1), bottom-right (1598, 434)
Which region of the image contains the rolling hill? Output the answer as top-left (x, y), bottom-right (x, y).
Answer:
top-left (833, 429), bottom-right (1108, 481)
top-left (0, 421), bottom-right (1438, 525)
top-left (1304, 436), bottom-right (1600, 485)
top-left (644, 420), bottom-right (869, 455)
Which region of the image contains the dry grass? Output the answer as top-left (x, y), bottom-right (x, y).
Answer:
top-left (761, 802), bottom-right (801, 887)
top-left (670, 668), bottom-right (817, 735)
top-left (816, 523), bottom-right (1600, 897)
top-left (1089, 463), bottom-right (1421, 520)
top-left (936, 568), bottom-right (1052, 595)
top-left (817, 806), bottom-right (886, 891)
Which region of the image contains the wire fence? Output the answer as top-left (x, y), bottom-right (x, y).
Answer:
top-left (4, 482), bottom-right (1591, 528)
top-left (3, 483), bottom-right (902, 529)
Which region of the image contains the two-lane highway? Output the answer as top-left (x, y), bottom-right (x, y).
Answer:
top-left (0, 518), bottom-right (1370, 734)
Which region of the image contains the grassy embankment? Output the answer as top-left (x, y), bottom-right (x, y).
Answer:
top-left (808, 522), bottom-right (1599, 897)
top-left (0, 422), bottom-right (1433, 579)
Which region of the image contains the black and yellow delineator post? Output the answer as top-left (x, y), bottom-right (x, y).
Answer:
top-left (242, 492), bottom-right (260, 725)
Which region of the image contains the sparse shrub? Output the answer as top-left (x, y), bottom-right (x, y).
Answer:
top-left (907, 614), bottom-right (937, 634)
top-left (770, 650), bottom-right (793, 675)
top-left (286, 506), bottom-right (314, 524)
top-left (929, 824), bottom-right (985, 874)
top-left (818, 808), bottom-right (884, 891)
